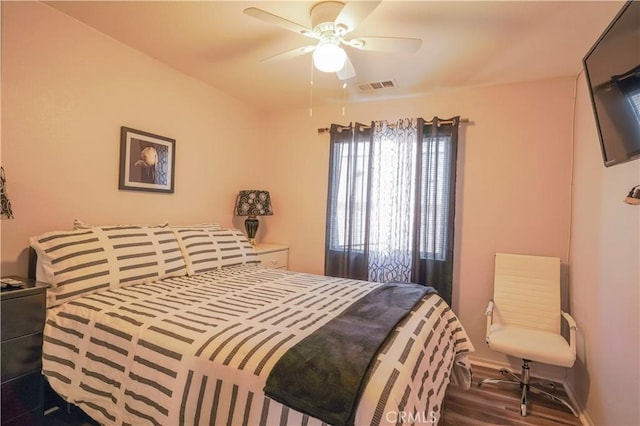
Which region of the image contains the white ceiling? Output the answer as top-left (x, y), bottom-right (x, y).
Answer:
top-left (45, 1), bottom-right (625, 112)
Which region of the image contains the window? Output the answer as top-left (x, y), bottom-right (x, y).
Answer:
top-left (419, 134), bottom-right (453, 261)
top-left (328, 139), bottom-right (370, 251)
top-left (327, 125), bottom-right (454, 261)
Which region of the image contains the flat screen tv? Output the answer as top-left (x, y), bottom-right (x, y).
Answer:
top-left (583, 0), bottom-right (640, 167)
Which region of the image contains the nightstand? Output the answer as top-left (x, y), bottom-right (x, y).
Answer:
top-left (1, 277), bottom-right (49, 426)
top-left (254, 243), bottom-right (289, 270)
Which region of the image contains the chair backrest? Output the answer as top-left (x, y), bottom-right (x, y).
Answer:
top-left (493, 253), bottom-right (561, 333)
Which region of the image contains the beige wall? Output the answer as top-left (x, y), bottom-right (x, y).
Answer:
top-left (1, 2), bottom-right (269, 274)
top-left (2, 2), bottom-right (639, 424)
top-left (568, 73), bottom-right (639, 425)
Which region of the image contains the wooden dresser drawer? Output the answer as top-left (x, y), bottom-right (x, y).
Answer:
top-left (1, 292), bottom-right (46, 341)
top-left (1, 333), bottom-right (44, 381)
top-left (0, 278), bottom-right (48, 426)
top-left (1, 371), bottom-right (44, 422)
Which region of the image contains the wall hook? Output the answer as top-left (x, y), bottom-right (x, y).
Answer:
top-left (624, 185), bottom-right (640, 205)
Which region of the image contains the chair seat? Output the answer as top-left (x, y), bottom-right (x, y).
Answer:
top-left (487, 325), bottom-right (576, 367)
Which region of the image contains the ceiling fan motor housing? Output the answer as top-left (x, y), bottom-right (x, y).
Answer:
top-left (311, 1), bottom-right (346, 36)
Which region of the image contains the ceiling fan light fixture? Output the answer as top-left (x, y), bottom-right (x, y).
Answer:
top-left (313, 41), bottom-right (347, 73)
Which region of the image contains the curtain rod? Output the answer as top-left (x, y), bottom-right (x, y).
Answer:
top-left (317, 117), bottom-right (470, 135)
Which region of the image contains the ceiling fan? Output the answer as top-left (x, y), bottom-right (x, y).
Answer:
top-left (244, 1), bottom-right (422, 81)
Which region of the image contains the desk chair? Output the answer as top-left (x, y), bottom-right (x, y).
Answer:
top-left (479, 253), bottom-right (578, 417)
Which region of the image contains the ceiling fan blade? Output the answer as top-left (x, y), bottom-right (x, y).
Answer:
top-left (347, 37), bottom-right (422, 53)
top-left (244, 7), bottom-right (313, 37)
top-left (335, 1), bottom-right (381, 32)
top-left (262, 45), bottom-right (316, 64)
top-left (337, 55), bottom-right (356, 81)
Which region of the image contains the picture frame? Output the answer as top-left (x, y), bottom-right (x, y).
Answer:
top-left (119, 126), bottom-right (175, 193)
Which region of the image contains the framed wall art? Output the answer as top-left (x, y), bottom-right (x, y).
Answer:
top-left (119, 126), bottom-right (175, 193)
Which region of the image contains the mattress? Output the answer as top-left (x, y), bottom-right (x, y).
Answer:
top-left (42, 264), bottom-right (473, 425)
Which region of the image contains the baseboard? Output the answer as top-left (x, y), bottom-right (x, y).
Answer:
top-left (468, 356), bottom-right (589, 425)
top-left (561, 381), bottom-right (592, 426)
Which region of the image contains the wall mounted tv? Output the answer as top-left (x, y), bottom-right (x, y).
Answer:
top-left (583, 0), bottom-right (639, 167)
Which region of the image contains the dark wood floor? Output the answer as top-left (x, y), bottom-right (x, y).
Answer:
top-left (441, 364), bottom-right (582, 426)
top-left (44, 364), bottom-right (582, 426)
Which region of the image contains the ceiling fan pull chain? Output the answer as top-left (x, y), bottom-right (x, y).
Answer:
top-left (309, 59), bottom-right (315, 117)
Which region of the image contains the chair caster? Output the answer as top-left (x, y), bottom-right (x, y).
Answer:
top-left (520, 382), bottom-right (529, 416)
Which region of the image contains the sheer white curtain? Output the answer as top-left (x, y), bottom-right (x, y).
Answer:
top-left (367, 119), bottom-right (418, 282)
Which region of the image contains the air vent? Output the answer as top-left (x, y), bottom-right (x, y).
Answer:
top-left (358, 80), bottom-right (397, 92)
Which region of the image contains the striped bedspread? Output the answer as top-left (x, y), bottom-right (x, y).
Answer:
top-left (42, 265), bottom-right (474, 426)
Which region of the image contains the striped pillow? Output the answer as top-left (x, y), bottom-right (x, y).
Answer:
top-left (173, 227), bottom-right (259, 275)
top-left (215, 228), bottom-right (259, 269)
top-left (30, 226), bottom-right (187, 306)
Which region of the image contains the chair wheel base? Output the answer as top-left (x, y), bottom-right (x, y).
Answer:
top-left (479, 362), bottom-right (579, 418)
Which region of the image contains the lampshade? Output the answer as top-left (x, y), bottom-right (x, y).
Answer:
top-left (235, 190), bottom-right (273, 246)
top-left (235, 190), bottom-right (273, 217)
top-left (0, 167), bottom-right (14, 220)
top-left (313, 42), bottom-right (347, 73)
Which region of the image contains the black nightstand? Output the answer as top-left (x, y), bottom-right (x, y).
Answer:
top-left (1, 276), bottom-right (49, 426)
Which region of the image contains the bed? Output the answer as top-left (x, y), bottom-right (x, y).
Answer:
top-left (29, 224), bottom-right (474, 426)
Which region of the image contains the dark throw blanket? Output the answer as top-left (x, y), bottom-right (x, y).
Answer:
top-left (264, 282), bottom-right (436, 426)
